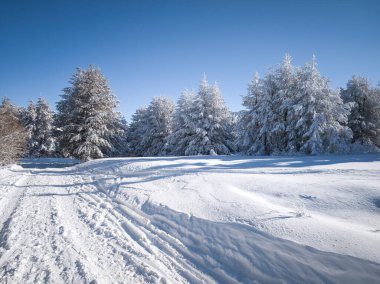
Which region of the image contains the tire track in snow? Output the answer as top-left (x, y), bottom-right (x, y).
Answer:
top-left (42, 172), bottom-right (178, 283)
top-left (0, 169), bottom-right (98, 283)
top-left (70, 180), bottom-right (185, 283)
top-left (73, 174), bottom-right (217, 283)
top-left (66, 177), bottom-right (182, 282)
top-left (1, 158), bottom-right (379, 283)
top-left (0, 174), bottom-right (30, 252)
top-left (0, 173), bottom-right (29, 223)
top-left (52, 180), bottom-right (135, 284)
top-left (83, 164), bottom-right (380, 284)
top-left (0, 174), bottom-right (31, 282)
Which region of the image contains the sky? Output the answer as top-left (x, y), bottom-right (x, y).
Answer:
top-left (0, 0), bottom-right (379, 119)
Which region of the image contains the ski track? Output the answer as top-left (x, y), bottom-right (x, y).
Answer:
top-left (0, 164), bottom-right (209, 284)
top-left (0, 155), bottom-right (379, 283)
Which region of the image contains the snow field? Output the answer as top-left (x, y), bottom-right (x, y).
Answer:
top-left (0, 154), bottom-right (379, 283)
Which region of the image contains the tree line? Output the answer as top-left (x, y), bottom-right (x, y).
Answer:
top-left (1, 55), bottom-right (379, 165)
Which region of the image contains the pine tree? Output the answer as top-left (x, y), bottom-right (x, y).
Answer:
top-left (108, 113), bottom-right (129, 157)
top-left (127, 97), bottom-right (174, 157)
top-left (238, 54), bottom-right (352, 155)
top-left (375, 83), bottom-right (380, 146)
top-left (238, 70), bottom-right (279, 155)
top-left (56, 65), bottom-right (118, 161)
top-left (238, 72), bottom-right (265, 154)
top-left (127, 107), bottom-right (149, 156)
top-left (30, 97), bottom-right (55, 157)
top-left (341, 76), bottom-right (380, 147)
top-left (22, 101), bottom-right (37, 133)
top-left (184, 76), bottom-right (235, 155)
top-left (238, 55), bottom-right (297, 155)
top-left (21, 101), bottom-right (37, 156)
top-left (142, 97), bottom-right (174, 156)
top-left (167, 90), bottom-right (196, 155)
top-left (293, 56), bottom-right (352, 154)
top-left (271, 54), bottom-right (297, 153)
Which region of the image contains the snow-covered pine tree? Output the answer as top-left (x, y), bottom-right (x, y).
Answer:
top-left (127, 97), bottom-right (174, 157)
top-left (0, 98), bottom-right (28, 165)
top-left (375, 83), bottom-right (380, 146)
top-left (141, 96), bottom-right (174, 156)
top-left (127, 107), bottom-right (149, 156)
top-left (341, 76), bottom-right (380, 147)
top-left (240, 55), bottom-right (297, 155)
top-left (21, 101), bottom-right (37, 156)
top-left (229, 111), bottom-right (239, 152)
top-left (237, 72), bottom-right (265, 154)
top-left (166, 90), bottom-right (196, 155)
top-left (240, 55), bottom-right (353, 155)
top-left (107, 113), bottom-right (129, 157)
top-left (56, 66), bottom-right (118, 161)
top-left (239, 70), bottom-right (280, 155)
top-left (22, 101), bottom-right (37, 133)
top-left (30, 97), bottom-right (56, 157)
top-left (271, 54), bottom-right (297, 154)
top-left (184, 76), bottom-right (235, 155)
top-left (293, 56), bottom-right (352, 154)
top-left (0, 98), bottom-right (22, 118)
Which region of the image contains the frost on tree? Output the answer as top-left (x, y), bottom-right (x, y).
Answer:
top-left (179, 76), bottom-right (235, 156)
top-left (271, 54), bottom-right (298, 153)
top-left (108, 113), bottom-right (129, 157)
top-left (25, 97), bottom-right (56, 157)
top-left (341, 76), bottom-right (380, 147)
top-left (142, 97), bottom-right (174, 156)
top-left (56, 66), bottom-right (118, 161)
top-left (127, 107), bottom-right (149, 157)
top-left (237, 72), bottom-right (265, 154)
top-left (21, 101), bottom-right (37, 156)
top-left (238, 55), bottom-right (352, 155)
top-left (128, 97), bottom-right (174, 157)
top-left (167, 90), bottom-right (196, 155)
top-left (143, 97), bottom-right (174, 156)
top-left (293, 56), bottom-right (351, 154)
top-left (0, 98), bottom-right (28, 165)
top-left (239, 55), bottom-right (297, 155)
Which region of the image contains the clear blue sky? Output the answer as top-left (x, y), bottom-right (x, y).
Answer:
top-left (0, 0), bottom-right (379, 119)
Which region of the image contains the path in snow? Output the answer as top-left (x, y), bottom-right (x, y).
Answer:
top-left (0, 156), bottom-right (379, 283)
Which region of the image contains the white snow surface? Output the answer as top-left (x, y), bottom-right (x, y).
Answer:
top-left (0, 154), bottom-right (380, 283)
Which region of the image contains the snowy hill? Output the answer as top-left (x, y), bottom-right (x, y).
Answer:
top-left (0, 154), bottom-right (380, 283)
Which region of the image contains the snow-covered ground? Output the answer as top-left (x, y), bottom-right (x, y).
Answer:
top-left (0, 154), bottom-right (379, 283)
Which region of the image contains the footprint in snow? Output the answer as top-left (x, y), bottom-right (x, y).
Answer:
top-left (299, 194), bottom-right (316, 201)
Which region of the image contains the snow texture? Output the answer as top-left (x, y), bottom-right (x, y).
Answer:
top-left (0, 154), bottom-right (379, 283)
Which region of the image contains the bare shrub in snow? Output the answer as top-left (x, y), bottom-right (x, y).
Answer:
top-left (0, 99), bottom-right (28, 165)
